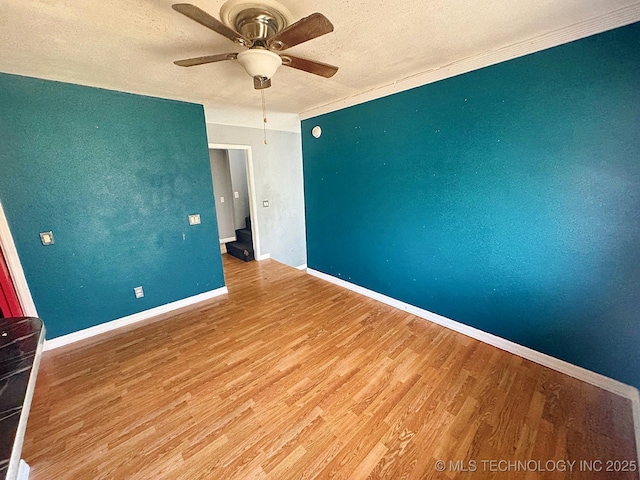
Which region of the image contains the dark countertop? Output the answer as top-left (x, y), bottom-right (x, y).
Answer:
top-left (0, 317), bottom-right (45, 480)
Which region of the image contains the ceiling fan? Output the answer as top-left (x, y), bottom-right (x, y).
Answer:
top-left (172, 0), bottom-right (338, 89)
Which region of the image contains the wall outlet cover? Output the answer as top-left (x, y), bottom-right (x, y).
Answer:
top-left (134, 286), bottom-right (144, 298)
top-left (39, 231), bottom-right (54, 245)
top-left (263, 200), bottom-right (269, 207)
top-left (188, 214), bottom-right (201, 225)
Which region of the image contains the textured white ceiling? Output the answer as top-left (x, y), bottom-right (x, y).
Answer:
top-left (1, 0), bottom-right (639, 125)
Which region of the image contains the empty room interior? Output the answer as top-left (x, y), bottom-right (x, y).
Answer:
top-left (0, 0), bottom-right (639, 479)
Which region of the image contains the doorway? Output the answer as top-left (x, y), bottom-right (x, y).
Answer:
top-left (208, 144), bottom-right (261, 264)
top-left (0, 246), bottom-right (23, 318)
top-left (0, 202), bottom-right (37, 319)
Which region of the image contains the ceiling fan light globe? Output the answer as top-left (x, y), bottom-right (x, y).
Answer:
top-left (237, 49), bottom-right (282, 79)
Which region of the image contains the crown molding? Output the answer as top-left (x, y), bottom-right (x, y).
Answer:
top-left (300, 4), bottom-right (640, 120)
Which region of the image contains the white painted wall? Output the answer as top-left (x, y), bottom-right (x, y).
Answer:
top-left (205, 122), bottom-right (306, 268)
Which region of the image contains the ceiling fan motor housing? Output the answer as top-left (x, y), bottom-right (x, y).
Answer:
top-left (235, 8), bottom-right (280, 41)
top-left (220, 0), bottom-right (293, 41)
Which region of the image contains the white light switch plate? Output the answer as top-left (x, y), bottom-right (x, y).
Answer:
top-left (220, 197), bottom-right (225, 203)
top-left (134, 286), bottom-right (144, 298)
top-left (263, 200), bottom-right (269, 207)
top-left (234, 192), bottom-right (239, 199)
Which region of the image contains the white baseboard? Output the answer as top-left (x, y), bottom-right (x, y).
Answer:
top-left (307, 268), bottom-right (640, 460)
top-left (17, 460), bottom-right (30, 480)
top-left (220, 237), bottom-right (236, 244)
top-left (44, 286), bottom-right (228, 351)
top-left (256, 253), bottom-right (270, 261)
top-left (306, 268), bottom-right (640, 403)
top-left (295, 264), bottom-right (307, 271)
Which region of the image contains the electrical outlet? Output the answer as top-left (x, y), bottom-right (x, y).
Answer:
top-left (263, 200), bottom-right (269, 207)
top-left (234, 191), bottom-right (239, 199)
top-left (40, 231), bottom-right (55, 245)
top-left (188, 214), bottom-right (201, 225)
top-left (134, 286), bottom-right (144, 298)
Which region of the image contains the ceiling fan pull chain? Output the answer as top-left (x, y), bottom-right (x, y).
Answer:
top-left (261, 88), bottom-right (268, 145)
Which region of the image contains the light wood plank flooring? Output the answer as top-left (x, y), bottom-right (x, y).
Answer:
top-left (23, 255), bottom-right (638, 479)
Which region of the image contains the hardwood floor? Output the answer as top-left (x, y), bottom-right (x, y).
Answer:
top-left (23, 255), bottom-right (638, 479)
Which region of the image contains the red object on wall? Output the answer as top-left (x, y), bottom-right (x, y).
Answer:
top-left (0, 247), bottom-right (23, 318)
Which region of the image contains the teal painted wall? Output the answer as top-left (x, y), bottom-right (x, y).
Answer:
top-left (302, 22), bottom-right (640, 388)
top-left (0, 73), bottom-right (224, 338)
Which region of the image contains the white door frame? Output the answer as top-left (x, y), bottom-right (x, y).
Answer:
top-left (208, 143), bottom-right (265, 261)
top-left (0, 202), bottom-right (38, 316)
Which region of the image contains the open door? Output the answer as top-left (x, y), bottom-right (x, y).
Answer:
top-left (0, 247), bottom-right (23, 318)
